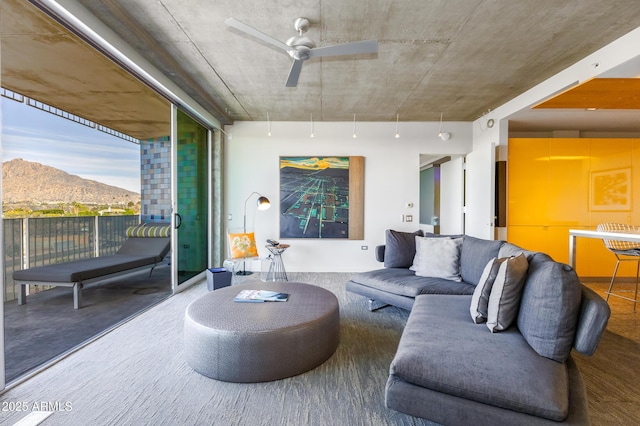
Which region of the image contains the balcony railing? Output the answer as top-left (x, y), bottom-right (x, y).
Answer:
top-left (3, 215), bottom-right (141, 302)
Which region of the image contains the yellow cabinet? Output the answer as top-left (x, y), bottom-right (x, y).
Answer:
top-left (508, 138), bottom-right (639, 278)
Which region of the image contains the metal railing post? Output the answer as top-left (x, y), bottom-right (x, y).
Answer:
top-left (94, 216), bottom-right (100, 258)
top-left (23, 218), bottom-right (29, 270)
top-left (22, 217), bottom-right (30, 298)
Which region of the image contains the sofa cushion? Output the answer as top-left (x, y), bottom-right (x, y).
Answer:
top-left (383, 229), bottom-right (423, 268)
top-left (349, 268), bottom-right (474, 298)
top-left (390, 295), bottom-right (570, 421)
top-left (573, 285), bottom-right (611, 355)
top-left (486, 253), bottom-right (529, 332)
top-left (498, 242), bottom-right (548, 262)
top-left (414, 236), bottom-right (463, 282)
top-left (469, 257), bottom-right (507, 324)
top-left (460, 236), bottom-right (504, 285)
top-left (517, 259), bottom-right (582, 362)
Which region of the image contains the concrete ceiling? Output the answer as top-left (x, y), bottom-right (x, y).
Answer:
top-left (0, 0), bottom-right (171, 139)
top-left (2, 0), bottom-right (640, 135)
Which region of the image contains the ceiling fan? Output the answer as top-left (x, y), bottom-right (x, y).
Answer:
top-left (225, 17), bottom-right (378, 87)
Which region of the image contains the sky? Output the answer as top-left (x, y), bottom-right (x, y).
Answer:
top-left (1, 96), bottom-right (141, 193)
top-left (280, 156), bottom-right (349, 170)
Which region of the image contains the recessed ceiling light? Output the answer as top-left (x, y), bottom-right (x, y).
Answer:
top-left (586, 108), bottom-right (597, 111)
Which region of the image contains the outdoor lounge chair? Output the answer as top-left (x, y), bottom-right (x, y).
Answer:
top-left (13, 225), bottom-right (171, 309)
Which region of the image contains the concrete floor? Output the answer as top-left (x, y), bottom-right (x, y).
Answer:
top-left (3, 266), bottom-right (171, 384)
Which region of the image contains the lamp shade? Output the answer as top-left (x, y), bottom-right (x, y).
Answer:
top-left (257, 196), bottom-right (271, 210)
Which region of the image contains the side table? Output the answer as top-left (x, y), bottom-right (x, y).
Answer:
top-left (264, 244), bottom-right (290, 282)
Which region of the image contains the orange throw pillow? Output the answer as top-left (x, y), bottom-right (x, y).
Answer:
top-left (228, 232), bottom-right (259, 259)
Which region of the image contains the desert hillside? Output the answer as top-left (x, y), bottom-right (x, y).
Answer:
top-left (2, 158), bottom-right (140, 205)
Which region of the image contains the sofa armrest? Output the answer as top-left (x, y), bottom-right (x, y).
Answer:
top-left (375, 245), bottom-right (385, 263)
top-left (573, 285), bottom-right (611, 355)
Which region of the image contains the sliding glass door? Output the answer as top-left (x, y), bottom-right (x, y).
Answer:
top-left (172, 107), bottom-right (210, 288)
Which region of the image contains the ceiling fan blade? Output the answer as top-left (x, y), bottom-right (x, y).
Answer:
top-left (225, 17), bottom-right (292, 53)
top-left (285, 60), bottom-right (304, 87)
top-left (308, 39), bottom-right (378, 58)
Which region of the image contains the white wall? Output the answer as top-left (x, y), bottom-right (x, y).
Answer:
top-left (224, 121), bottom-right (472, 272)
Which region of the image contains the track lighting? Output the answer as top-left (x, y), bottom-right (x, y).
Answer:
top-left (353, 113), bottom-right (357, 138)
top-left (267, 111), bottom-right (272, 137)
top-left (438, 112), bottom-right (451, 141)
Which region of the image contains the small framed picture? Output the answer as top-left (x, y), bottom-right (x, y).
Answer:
top-left (590, 168), bottom-right (631, 211)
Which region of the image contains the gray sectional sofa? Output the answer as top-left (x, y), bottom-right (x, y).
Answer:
top-left (346, 230), bottom-right (611, 425)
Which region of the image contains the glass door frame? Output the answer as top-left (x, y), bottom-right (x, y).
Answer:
top-left (170, 104), bottom-right (212, 294)
top-left (0, 219), bottom-right (4, 389)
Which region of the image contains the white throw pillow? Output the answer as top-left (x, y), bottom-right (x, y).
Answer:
top-left (469, 257), bottom-right (507, 324)
top-left (411, 236), bottom-right (450, 272)
top-left (486, 253), bottom-right (529, 333)
top-left (413, 236), bottom-right (463, 282)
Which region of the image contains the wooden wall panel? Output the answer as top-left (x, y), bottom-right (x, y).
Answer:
top-left (348, 156), bottom-right (365, 240)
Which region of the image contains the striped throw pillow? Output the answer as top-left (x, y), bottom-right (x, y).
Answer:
top-left (126, 225), bottom-right (171, 238)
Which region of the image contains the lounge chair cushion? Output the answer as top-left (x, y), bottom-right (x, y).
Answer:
top-left (13, 255), bottom-right (157, 283)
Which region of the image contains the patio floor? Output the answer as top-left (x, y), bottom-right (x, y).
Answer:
top-left (3, 265), bottom-right (171, 384)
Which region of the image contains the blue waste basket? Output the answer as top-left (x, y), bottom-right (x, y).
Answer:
top-left (206, 267), bottom-right (232, 291)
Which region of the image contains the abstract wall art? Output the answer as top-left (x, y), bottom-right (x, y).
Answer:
top-left (279, 156), bottom-right (364, 239)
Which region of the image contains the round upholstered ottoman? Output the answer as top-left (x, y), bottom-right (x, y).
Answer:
top-left (184, 281), bottom-right (340, 382)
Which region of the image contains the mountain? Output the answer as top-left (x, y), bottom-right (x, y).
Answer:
top-left (2, 158), bottom-right (140, 205)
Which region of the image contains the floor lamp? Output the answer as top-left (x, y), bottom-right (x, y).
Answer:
top-left (237, 192), bottom-right (271, 275)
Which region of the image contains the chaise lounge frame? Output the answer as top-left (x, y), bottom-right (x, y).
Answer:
top-left (13, 226), bottom-right (171, 310)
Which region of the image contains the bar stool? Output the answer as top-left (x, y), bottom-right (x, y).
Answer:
top-left (597, 223), bottom-right (640, 311)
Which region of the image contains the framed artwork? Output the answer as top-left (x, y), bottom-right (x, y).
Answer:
top-left (279, 156), bottom-right (364, 239)
top-left (590, 168), bottom-right (631, 211)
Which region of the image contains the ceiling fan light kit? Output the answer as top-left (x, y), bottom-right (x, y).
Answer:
top-left (225, 17), bottom-right (378, 87)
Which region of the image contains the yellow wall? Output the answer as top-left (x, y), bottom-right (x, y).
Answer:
top-left (508, 138), bottom-right (640, 277)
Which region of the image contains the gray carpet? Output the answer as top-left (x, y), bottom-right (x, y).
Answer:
top-left (1, 272), bottom-right (436, 426)
top-left (1, 273), bottom-right (636, 425)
